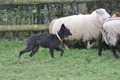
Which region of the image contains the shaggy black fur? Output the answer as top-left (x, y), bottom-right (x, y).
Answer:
top-left (19, 24), bottom-right (72, 58)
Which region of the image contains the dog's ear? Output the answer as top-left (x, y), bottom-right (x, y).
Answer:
top-left (60, 24), bottom-right (66, 30)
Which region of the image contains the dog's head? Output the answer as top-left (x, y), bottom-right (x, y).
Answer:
top-left (58, 24), bottom-right (72, 39)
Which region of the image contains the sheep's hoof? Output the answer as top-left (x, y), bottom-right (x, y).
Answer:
top-left (87, 46), bottom-right (90, 49)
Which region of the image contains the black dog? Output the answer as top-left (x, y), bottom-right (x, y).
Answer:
top-left (19, 24), bottom-right (72, 58)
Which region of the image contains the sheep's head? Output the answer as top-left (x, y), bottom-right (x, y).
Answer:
top-left (96, 8), bottom-right (111, 20)
top-left (112, 12), bottom-right (120, 17)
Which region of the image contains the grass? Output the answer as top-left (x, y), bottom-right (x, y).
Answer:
top-left (0, 40), bottom-right (120, 80)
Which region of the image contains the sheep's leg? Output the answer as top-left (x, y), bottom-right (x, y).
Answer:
top-left (87, 41), bottom-right (90, 49)
top-left (63, 43), bottom-right (69, 50)
top-left (98, 41), bottom-right (106, 56)
top-left (98, 38), bottom-right (108, 51)
top-left (87, 41), bottom-right (95, 49)
top-left (98, 38), bottom-right (102, 49)
top-left (98, 38), bottom-right (104, 50)
top-left (111, 46), bottom-right (119, 59)
top-left (90, 42), bottom-right (95, 47)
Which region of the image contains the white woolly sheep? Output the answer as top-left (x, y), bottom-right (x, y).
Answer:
top-left (98, 20), bottom-right (120, 59)
top-left (50, 8), bottom-right (111, 49)
top-left (49, 12), bottom-right (89, 49)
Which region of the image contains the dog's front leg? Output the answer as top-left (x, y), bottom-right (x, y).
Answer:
top-left (49, 48), bottom-right (54, 58)
top-left (55, 47), bottom-right (64, 56)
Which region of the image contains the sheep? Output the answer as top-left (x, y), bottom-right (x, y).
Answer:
top-left (98, 12), bottom-right (120, 58)
top-left (98, 20), bottom-right (120, 59)
top-left (49, 12), bottom-right (89, 49)
top-left (98, 12), bottom-right (120, 51)
top-left (112, 12), bottom-right (120, 17)
top-left (50, 8), bottom-right (111, 49)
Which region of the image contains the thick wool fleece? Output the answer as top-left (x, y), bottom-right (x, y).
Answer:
top-left (102, 20), bottom-right (120, 46)
top-left (51, 10), bottom-right (105, 42)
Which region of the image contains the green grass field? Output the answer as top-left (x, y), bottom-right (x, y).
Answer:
top-left (0, 40), bottom-right (120, 80)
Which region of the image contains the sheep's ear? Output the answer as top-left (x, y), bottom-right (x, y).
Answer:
top-left (60, 24), bottom-right (66, 30)
top-left (96, 9), bottom-right (99, 13)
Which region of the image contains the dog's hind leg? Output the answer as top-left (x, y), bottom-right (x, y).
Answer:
top-left (29, 46), bottom-right (39, 57)
top-left (19, 44), bottom-right (35, 57)
top-left (55, 47), bottom-right (64, 56)
top-left (19, 48), bottom-right (32, 57)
